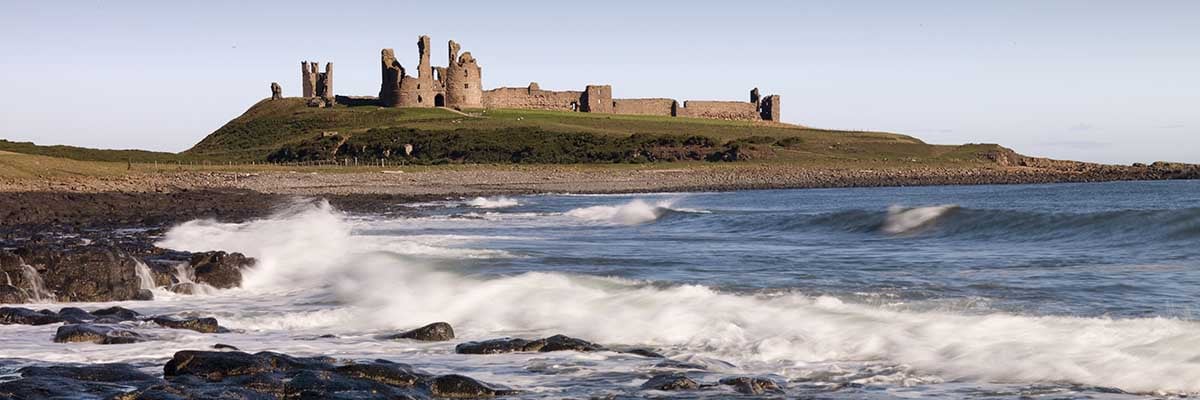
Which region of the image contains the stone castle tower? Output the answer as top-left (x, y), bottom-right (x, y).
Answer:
top-left (379, 35), bottom-right (483, 109)
top-left (301, 61), bottom-right (333, 100)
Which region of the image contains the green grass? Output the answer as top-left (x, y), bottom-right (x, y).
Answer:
top-left (0, 140), bottom-right (180, 163)
top-left (3, 98), bottom-right (1014, 168)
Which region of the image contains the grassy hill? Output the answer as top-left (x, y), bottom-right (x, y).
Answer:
top-left (3, 98), bottom-right (1012, 167)
top-left (183, 98), bottom-right (1008, 165)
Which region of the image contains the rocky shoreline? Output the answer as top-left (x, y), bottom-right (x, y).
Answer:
top-left (1, 161), bottom-right (1198, 398)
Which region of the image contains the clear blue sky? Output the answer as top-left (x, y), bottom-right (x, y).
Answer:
top-left (1, 0), bottom-right (1197, 164)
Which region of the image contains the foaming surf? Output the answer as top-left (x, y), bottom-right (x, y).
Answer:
top-left (142, 200), bottom-right (1200, 395)
top-left (880, 205), bottom-right (959, 234)
top-left (466, 196), bottom-right (520, 209)
top-left (564, 199), bottom-right (705, 225)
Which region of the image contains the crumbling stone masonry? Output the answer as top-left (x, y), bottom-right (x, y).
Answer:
top-left (300, 61), bottom-right (333, 100)
top-left (288, 34), bottom-right (782, 122)
top-left (270, 82), bottom-right (282, 100)
top-left (378, 36), bottom-right (484, 109)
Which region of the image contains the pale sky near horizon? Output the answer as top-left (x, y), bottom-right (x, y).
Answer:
top-left (1, 0), bottom-right (1197, 164)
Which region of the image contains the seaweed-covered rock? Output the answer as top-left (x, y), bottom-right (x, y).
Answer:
top-left (92, 306), bottom-right (141, 321)
top-left (641, 373), bottom-right (699, 391)
top-left (189, 251), bottom-right (253, 289)
top-left (719, 376), bottom-right (784, 395)
top-left (0, 364), bottom-right (160, 399)
top-left (54, 324), bottom-right (144, 344)
top-left (455, 338), bottom-right (542, 354)
top-left (151, 316), bottom-right (223, 333)
top-left (0, 307), bottom-right (63, 325)
top-left (163, 350), bottom-right (276, 379)
top-left (428, 374), bottom-right (515, 398)
top-left (455, 334), bottom-right (603, 354)
top-left (384, 322), bottom-right (455, 342)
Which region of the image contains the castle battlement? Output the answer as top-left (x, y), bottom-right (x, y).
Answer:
top-left (279, 35), bottom-right (781, 122)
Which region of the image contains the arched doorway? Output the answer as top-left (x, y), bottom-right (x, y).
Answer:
top-left (434, 94), bottom-right (446, 107)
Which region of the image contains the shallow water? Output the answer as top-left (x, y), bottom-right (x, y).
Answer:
top-left (3, 181), bottom-right (1200, 398)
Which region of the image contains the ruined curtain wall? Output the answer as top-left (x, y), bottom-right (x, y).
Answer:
top-left (482, 87), bottom-right (583, 111)
top-left (676, 101), bottom-right (760, 121)
top-left (612, 99), bottom-right (677, 116)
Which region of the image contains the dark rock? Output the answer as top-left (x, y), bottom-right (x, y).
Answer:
top-left (3, 349), bottom-right (513, 400)
top-left (213, 343), bottom-right (239, 351)
top-left (640, 373), bottom-right (699, 391)
top-left (134, 288), bottom-right (155, 301)
top-left (428, 374), bottom-right (515, 398)
top-left (254, 351), bottom-right (335, 371)
top-left (163, 350), bottom-right (274, 380)
top-left (385, 322), bottom-right (455, 342)
top-left (539, 334), bottom-right (603, 352)
top-left (0, 307), bottom-right (63, 325)
top-left (57, 307), bottom-right (96, 323)
top-left (719, 376), bottom-right (784, 395)
top-left (188, 251), bottom-right (253, 289)
top-left (19, 363), bottom-right (158, 384)
top-left (623, 348), bottom-right (665, 358)
top-left (335, 362), bottom-right (425, 387)
top-left (152, 316), bottom-right (222, 333)
top-left (455, 338), bottom-right (541, 354)
top-left (20, 245), bottom-right (145, 302)
top-left (92, 306), bottom-right (140, 321)
top-left (54, 324), bottom-right (144, 344)
top-left (0, 364), bottom-right (161, 399)
top-left (455, 334), bottom-right (603, 354)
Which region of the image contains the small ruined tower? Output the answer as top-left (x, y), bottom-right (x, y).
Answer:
top-left (300, 61), bottom-right (333, 99)
top-left (412, 35), bottom-right (436, 107)
top-left (750, 88), bottom-right (760, 104)
top-left (759, 95), bottom-right (780, 122)
top-left (379, 49), bottom-right (405, 107)
top-left (445, 40), bottom-right (483, 109)
top-left (270, 82), bottom-right (282, 100)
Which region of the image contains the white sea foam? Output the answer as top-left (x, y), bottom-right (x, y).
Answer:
top-left (881, 205), bottom-right (959, 234)
top-left (147, 202), bottom-right (1200, 394)
top-left (565, 199), bottom-right (678, 225)
top-left (466, 196), bottom-right (520, 209)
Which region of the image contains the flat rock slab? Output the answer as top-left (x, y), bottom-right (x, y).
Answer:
top-left (455, 334), bottom-right (603, 354)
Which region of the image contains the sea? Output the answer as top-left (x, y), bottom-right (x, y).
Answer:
top-left (3, 180), bottom-right (1199, 398)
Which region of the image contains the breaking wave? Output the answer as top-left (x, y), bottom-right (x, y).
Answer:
top-left (565, 199), bottom-right (706, 225)
top-left (155, 201), bottom-right (1200, 394)
top-left (466, 196), bottom-right (519, 209)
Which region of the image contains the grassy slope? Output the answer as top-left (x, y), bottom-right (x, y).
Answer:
top-left (185, 98), bottom-right (1006, 165)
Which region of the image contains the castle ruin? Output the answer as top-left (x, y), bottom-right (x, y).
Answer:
top-left (288, 35), bottom-right (781, 122)
top-left (300, 61), bottom-right (333, 100)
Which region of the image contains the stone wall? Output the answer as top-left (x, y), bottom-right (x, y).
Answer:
top-left (581, 85), bottom-right (613, 113)
top-left (612, 98), bottom-right (677, 116)
top-left (482, 83), bottom-right (583, 111)
top-left (676, 101), bottom-right (760, 121)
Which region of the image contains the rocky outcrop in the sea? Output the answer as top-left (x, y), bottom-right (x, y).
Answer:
top-left (641, 373), bottom-right (700, 391)
top-left (0, 351), bottom-right (517, 399)
top-left (1, 306), bottom-right (229, 344)
top-left (719, 376), bottom-right (784, 395)
top-left (455, 334), bottom-right (603, 354)
top-left (151, 315), bottom-right (228, 333)
top-left (384, 322), bottom-right (456, 342)
top-left (0, 240), bottom-right (255, 304)
top-left (54, 324), bottom-right (145, 344)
